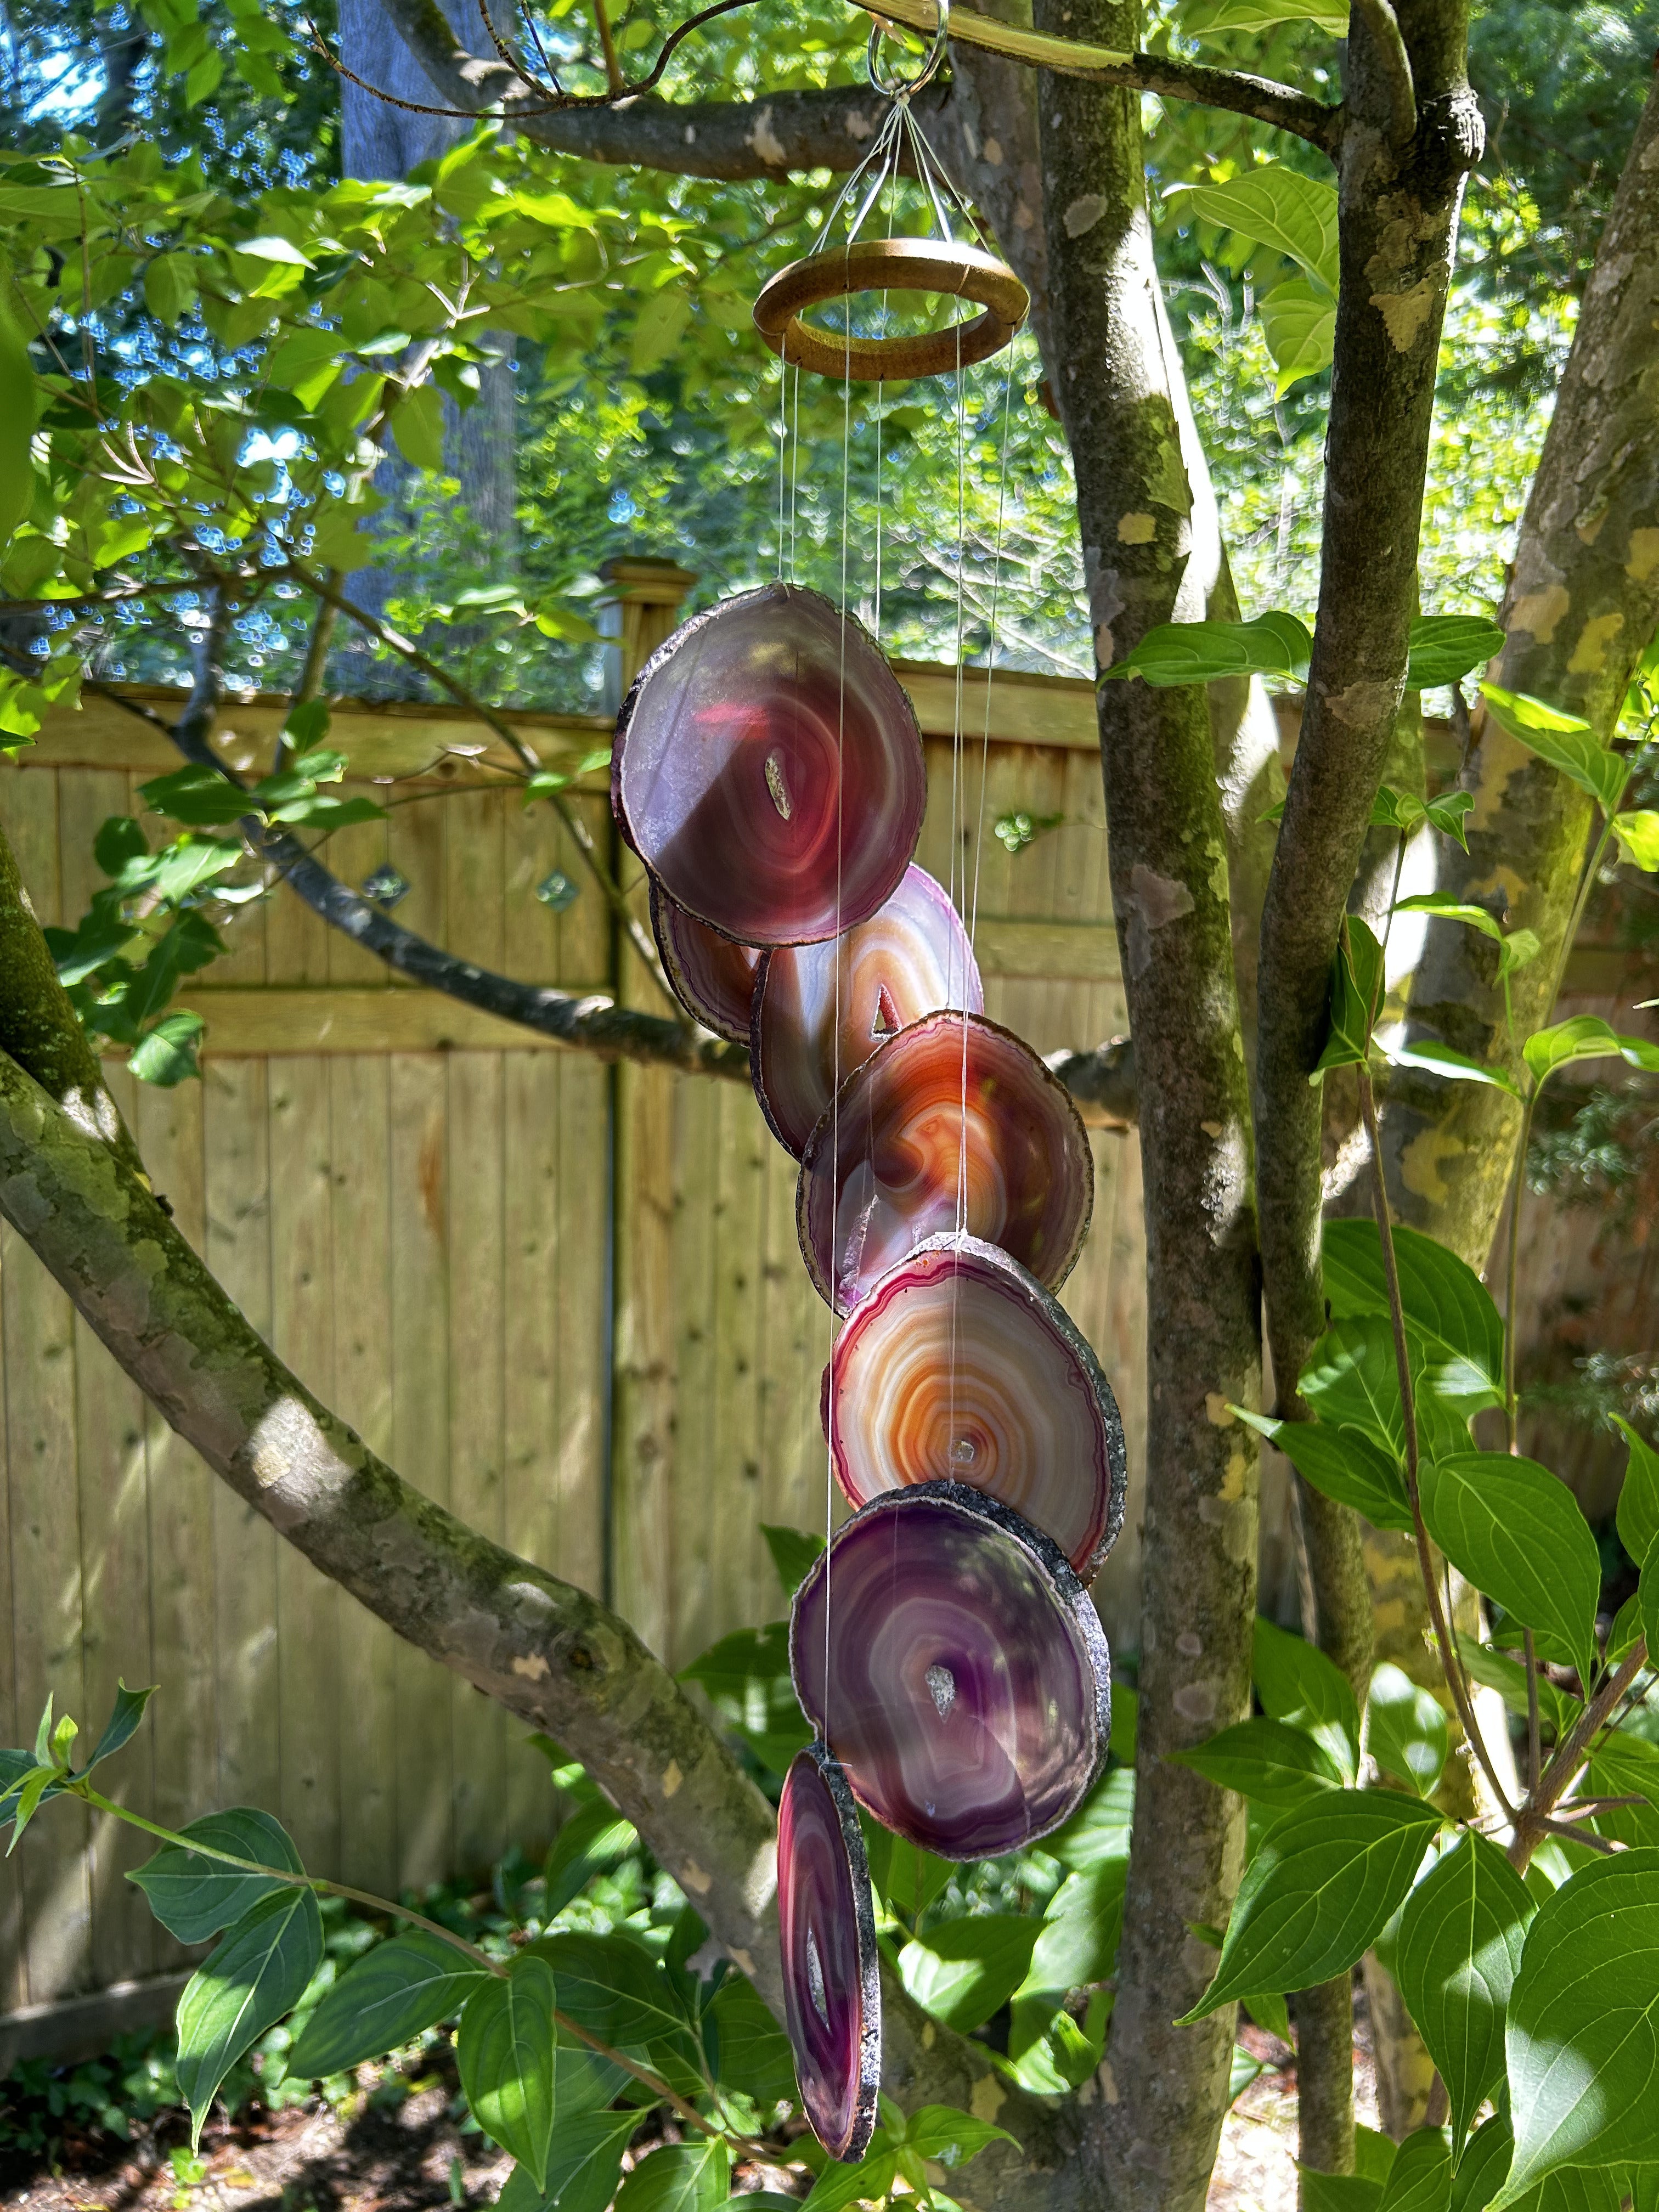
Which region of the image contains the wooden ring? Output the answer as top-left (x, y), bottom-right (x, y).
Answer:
top-left (753, 236), bottom-right (1029, 383)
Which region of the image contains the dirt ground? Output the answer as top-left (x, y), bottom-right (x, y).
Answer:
top-left (1, 2025), bottom-right (1380, 2212)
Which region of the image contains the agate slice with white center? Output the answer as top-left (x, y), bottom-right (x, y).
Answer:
top-left (612, 584), bottom-right (925, 946)
top-left (650, 881), bottom-right (760, 1044)
top-left (753, 865), bottom-right (982, 1158)
top-left (795, 1011), bottom-right (1093, 1311)
top-left (823, 1233), bottom-right (1126, 1581)
top-left (791, 1482), bottom-right (1110, 1859)
top-left (777, 1743), bottom-right (881, 2161)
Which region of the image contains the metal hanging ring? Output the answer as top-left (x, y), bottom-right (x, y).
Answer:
top-left (867, 0), bottom-right (951, 98)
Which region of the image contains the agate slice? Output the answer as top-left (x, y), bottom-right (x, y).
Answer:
top-left (753, 865), bottom-right (983, 1158)
top-left (791, 1482), bottom-right (1110, 1859)
top-left (651, 881), bottom-right (760, 1043)
top-left (823, 1234), bottom-right (1126, 1581)
top-left (777, 1744), bottom-right (882, 2162)
top-left (796, 1011), bottom-right (1094, 1312)
top-left (612, 583), bottom-right (926, 947)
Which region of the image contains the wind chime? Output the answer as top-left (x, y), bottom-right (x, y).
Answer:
top-left (609, 5), bottom-right (1127, 2163)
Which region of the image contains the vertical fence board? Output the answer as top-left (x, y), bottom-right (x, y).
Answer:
top-left (267, 1057), bottom-right (341, 1874)
top-left (204, 1059), bottom-right (282, 1824)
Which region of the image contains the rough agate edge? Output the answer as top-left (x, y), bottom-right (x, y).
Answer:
top-left (650, 881), bottom-right (760, 1045)
top-left (777, 1743), bottom-right (882, 2162)
top-left (612, 583), bottom-right (926, 947)
top-left (823, 1233), bottom-right (1126, 1581)
top-left (752, 864), bottom-right (983, 1159)
top-left (795, 1010), bottom-right (1094, 1312)
top-left (790, 1482), bottom-right (1110, 1860)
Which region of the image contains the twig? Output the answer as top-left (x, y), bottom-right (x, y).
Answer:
top-left (1511, 1641), bottom-right (1649, 1870)
top-left (283, 558), bottom-right (678, 1011)
top-left (590, 0), bottom-right (624, 92)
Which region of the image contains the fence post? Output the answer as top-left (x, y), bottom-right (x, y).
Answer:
top-left (600, 561), bottom-right (696, 1655)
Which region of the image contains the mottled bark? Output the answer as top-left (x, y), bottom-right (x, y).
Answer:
top-left (1035, 18), bottom-right (1262, 2209)
top-left (1386, 76), bottom-right (1659, 1266)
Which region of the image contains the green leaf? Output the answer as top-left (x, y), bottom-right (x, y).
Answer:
top-left (1583, 1733), bottom-right (1659, 1849)
top-left (1368, 1664), bottom-right (1449, 1796)
top-left (1253, 1617), bottom-right (1362, 1782)
top-left (1395, 1835), bottom-right (1534, 2148)
top-left (899, 1914), bottom-right (1043, 2032)
top-left (144, 253), bottom-right (199, 327)
top-left (1181, 0), bottom-right (1349, 33)
top-left (82, 1680), bottom-right (157, 1773)
top-left (628, 286), bottom-right (692, 376)
top-left (614, 2136), bottom-right (728, 2212)
top-left (1178, 1792), bottom-right (1443, 2019)
top-left (1420, 1453), bottom-right (1601, 1686)
top-left (1313, 917), bottom-right (1386, 1078)
top-left (862, 1824), bottom-right (953, 1924)
top-left (1044, 1765), bottom-right (1135, 1870)
top-left (759, 1525), bottom-right (824, 1598)
top-left (1384, 1035), bottom-right (1526, 1099)
top-left (1172, 1716), bottom-right (1344, 1807)
top-left (390, 383), bottom-right (446, 472)
top-left (1103, 611), bottom-right (1312, 686)
top-left (131, 1807), bottom-right (304, 1941)
top-left (175, 1886), bottom-right (324, 2145)
top-left (505, 2112), bottom-right (641, 2212)
top-left (902, 2105), bottom-right (1019, 2164)
top-left (289, 1929), bottom-right (489, 2076)
top-left (139, 762), bottom-right (249, 826)
top-left (1408, 617), bottom-right (1507, 690)
top-left (1299, 1316), bottom-right (1412, 1462)
top-left (1322, 1221), bottom-right (1505, 1397)
top-left (456, 1956), bottom-right (557, 2188)
top-left (1522, 1015), bottom-right (1659, 1086)
top-left (1172, 165), bottom-right (1339, 292)
top-left (543, 1798), bottom-right (637, 1918)
top-left (1022, 1863), bottom-right (1127, 1997)
top-left (1606, 1592), bottom-right (1645, 1670)
top-left (704, 1975), bottom-right (797, 2107)
top-left (1259, 278), bottom-right (1336, 394)
top-left (1235, 1407), bottom-right (1413, 1534)
top-left (1497, 1848), bottom-right (1659, 2203)
top-left (0, 297), bottom-right (36, 546)
top-left (1612, 810), bottom-right (1659, 872)
top-left (129, 1011), bottom-right (206, 1087)
top-left (1301, 2177), bottom-right (1386, 2212)
top-left (1376, 2130), bottom-right (1453, 2212)
top-left (1456, 1643), bottom-right (1581, 1745)
top-left (1452, 2117), bottom-right (1513, 2212)
top-left (1480, 686), bottom-right (1629, 816)
top-left (806, 2145), bottom-right (897, 2212)
top-left (532, 1930), bottom-right (701, 2094)
top-left (1616, 1419), bottom-right (1659, 1569)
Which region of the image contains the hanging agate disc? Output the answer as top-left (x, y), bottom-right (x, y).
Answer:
top-left (612, 583), bottom-right (926, 947)
top-left (824, 1234), bottom-right (1126, 1581)
top-left (650, 882), bottom-right (760, 1044)
top-left (791, 1482), bottom-right (1110, 1859)
top-left (753, 865), bottom-right (983, 1159)
top-left (796, 1011), bottom-right (1094, 1312)
top-left (777, 1743), bottom-right (882, 2162)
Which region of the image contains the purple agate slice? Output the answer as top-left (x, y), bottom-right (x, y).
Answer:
top-left (824, 1233), bottom-right (1126, 1581)
top-left (795, 1011), bottom-right (1094, 1312)
top-left (791, 1482), bottom-right (1110, 1860)
top-left (650, 881), bottom-right (760, 1043)
top-left (753, 864), bottom-right (982, 1159)
top-left (777, 1743), bottom-right (881, 2162)
top-left (612, 584), bottom-right (925, 947)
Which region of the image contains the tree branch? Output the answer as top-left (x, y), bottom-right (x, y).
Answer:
top-left (0, 864), bottom-right (1074, 2203)
top-left (844, 0), bottom-right (1343, 153)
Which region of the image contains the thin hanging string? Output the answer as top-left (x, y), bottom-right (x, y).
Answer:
top-left (966, 358), bottom-right (1018, 958)
top-left (946, 317), bottom-right (969, 1478)
top-left (788, 364), bottom-right (801, 584)
top-left (776, 357), bottom-right (788, 581)
top-left (822, 289), bottom-right (854, 1747)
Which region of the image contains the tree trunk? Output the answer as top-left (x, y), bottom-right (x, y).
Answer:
top-left (1035, 22), bottom-right (1264, 2210)
top-left (1385, 75), bottom-right (1659, 1266)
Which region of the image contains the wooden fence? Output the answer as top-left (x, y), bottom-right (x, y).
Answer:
top-left (0, 575), bottom-right (1172, 2033)
top-left (3, 571), bottom-right (1650, 2044)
